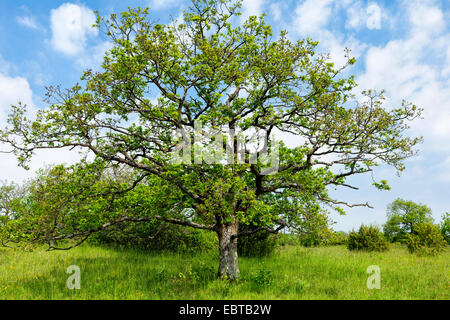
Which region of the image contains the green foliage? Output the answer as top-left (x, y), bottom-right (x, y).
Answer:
top-left (0, 182), bottom-right (25, 238)
top-left (347, 225), bottom-right (389, 252)
top-left (297, 211), bottom-right (333, 247)
top-left (0, 182), bottom-right (20, 217)
top-left (237, 225), bottom-right (277, 257)
top-left (439, 212), bottom-right (450, 244)
top-left (0, 163), bottom-right (216, 253)
top-left (277, 233), bottom-right (297, 247)
top-left (406, 222), bottom-right (446, 256)
top-left (249, 268), bottom-right (274, 290)
top-left (322, 231), bottom-right (348, 246)
top-left (90, 221), bottom-right (217, 253)
top-left (383, 198), bottom-right (433, 243)
top-left (0, 0), bottom-right (423, 279)
top-left (372, 179), bottom-right (391, 190)
top-left (298, 233), bottom-right (325, 247)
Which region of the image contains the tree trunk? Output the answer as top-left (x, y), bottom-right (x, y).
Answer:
top-left (216, 222), bottom-right (240, 281)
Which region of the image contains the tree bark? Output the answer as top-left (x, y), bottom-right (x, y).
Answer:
top-left (216, 222), bottom-right (240, 281)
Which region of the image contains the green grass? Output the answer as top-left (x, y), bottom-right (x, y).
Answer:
top-left (0, 244), bottom-right (448, 299)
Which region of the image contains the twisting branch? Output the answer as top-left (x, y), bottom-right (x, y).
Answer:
top-left (46, 213), bottom-right (215, 250)
top-left (232, 219), bottom-right (288, 240)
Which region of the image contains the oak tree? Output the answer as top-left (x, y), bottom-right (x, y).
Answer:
top-left (0, 0), bottom-right (422, 280)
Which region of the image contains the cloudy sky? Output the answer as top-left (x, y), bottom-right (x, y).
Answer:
top-left (0, 0), bottom-right (449, 231)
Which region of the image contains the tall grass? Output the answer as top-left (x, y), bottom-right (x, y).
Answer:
top-left (0, 244), bottom-right (448, 299)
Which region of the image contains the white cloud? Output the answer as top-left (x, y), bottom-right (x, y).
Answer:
top-left (75, 41), bottom-right (113, 70)
top-left (0, 149), bottom-right (86, 184)
top-left (240, 0), bottom-right (266, 23)
top-left (358, 38), bottom-right (432, 96)
top-left (292, 0), bottom-right (333, 35)
top-left (16, 15), bottom-right (39, 30)
top-left (277, 0), bottom-right (450, 228)
top-left (0, 55), bottom-right (12, 74)
top-left (16, 5), bottom-right (43, 31)
top-left (0, 74), bottom-right (34, 126)
top-left (436, 156), bottom-right (450, 182)
top-left (323, 33), bottom-right (367, 68)
top-left (443, 47), bottom-right (450, 77)
top-left (269, 2), bottom-right (282, 22)
top-left (409, 1), bottom-right (445, 35)
top-left (50, 3), bottom-right (98, 56)
top-left (357, 1), bottom-right (450, 153)
top-left (290, 0), bottom-right (367, 69)
top-left (345, 1), bottom-right (364, 29)
top-left (0, 72), bottom-right (36, 183)
top-left (49, 3), bottom-right (112, 71)
top-left (0, 66), bottom-right (85, 183)
top-left (149, 0), bottom-right (179, 10)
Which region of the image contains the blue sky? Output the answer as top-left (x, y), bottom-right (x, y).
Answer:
top-left (0, 0), bottom-right (449, 231)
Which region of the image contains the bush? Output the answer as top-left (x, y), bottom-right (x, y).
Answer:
top-left (323, 231), bottom-right (348, 246)
top-left (347, 225), bottom-right (389, 252)
top-left (296, 211), bottom-right (333, 247)
top-left (277, 233), bottom-right (297, 247)
top-left (237, 224), bottom-right (277, 257)
top-left (406, 222), bottom-right (446, 256)
top-left (298, 232), bottom-right (324, 247)
top-left (439, 213), bottom-right (450, 245)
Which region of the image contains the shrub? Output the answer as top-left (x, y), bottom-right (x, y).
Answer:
top-left (237, 225), bottom-right (277, 257)
top-left (298, 232), bottom-right (324, 247)
top-left (296, 211), bottom-right (333, 247)
top-left (406, 222), bottom-right (446, 256)
top-left (439, 213), bottom-right (450, 245)
top-left (323, 231), bottom-right (348, 246)
top-left (347, 225), bottom-right (389, 252)
top-left (277, 233), bottom-right (297, 247)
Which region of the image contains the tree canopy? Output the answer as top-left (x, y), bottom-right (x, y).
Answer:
top-left (0, 0), bottom-right (422, 280)
top-left (383, 198), bottom-right (433, 243)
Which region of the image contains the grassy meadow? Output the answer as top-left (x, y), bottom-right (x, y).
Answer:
top-left (0, 244), bottom-right (448, 300)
